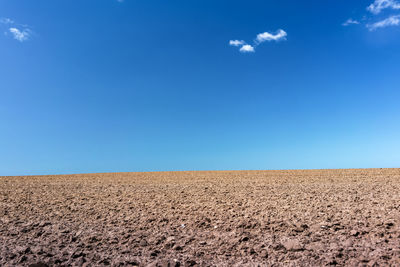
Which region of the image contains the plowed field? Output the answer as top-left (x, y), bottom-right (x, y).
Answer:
top-left (1, 169), bottom-right (400, 266)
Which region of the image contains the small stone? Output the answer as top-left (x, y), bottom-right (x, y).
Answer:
top-left (260, 250), bottom-right (268, 258)
top-left (282, 239), bottom-right (303, 251)
top-left (294, 227), bottom-right (305, 232)
top-left (166, 236), bottom-right (175, 243)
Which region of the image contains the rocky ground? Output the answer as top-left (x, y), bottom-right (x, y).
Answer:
top-left (1, 169), bottom-right (400, 266)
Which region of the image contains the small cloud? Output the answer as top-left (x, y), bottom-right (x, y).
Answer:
top-left (0, 17), bottom-right (14, 24)
top-left (229, 29), bottom-right (287, 54)
top-left (342, 18), bottom-right (360, 26)
top-left (9, 27), bottom-right (31, 42)
top-left (1, 18), bottom-right (33, 42)
top-left (239, 44), bottom-right (255, 53)
top-left (229, 40), bottom-right (245, 47)
top-left (367, 15), bottom-right (400, 30)
top-left (367, 0), bottom-right (400, 14)
top-left (256, 29), bottom-right (287, 44)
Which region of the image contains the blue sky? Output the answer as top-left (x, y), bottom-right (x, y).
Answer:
top-left (1, 0), bottom-right (400, 175)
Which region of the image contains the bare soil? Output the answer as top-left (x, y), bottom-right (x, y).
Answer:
top-left (1, 169), bottom-right (400, 266)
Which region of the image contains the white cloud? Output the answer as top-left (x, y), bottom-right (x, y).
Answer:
top-left (239, 44), bottom-right (255, 53)
top-left (1, 18), bottom-right (33, 42)
top-left (342, 18), bottom-right (360, 26)
top-left (367, 0), bottom-right (400, 14)
top-left (256, 29), bottom-right (287, 44)
top-left (343, 1), bottom-right (400, 32)
top-left (229, 29), bottom-right (287, 53)
top-left (0, 17), bottom-right (14, 24)
top-left (367, 15), bottom-right (400, 30)
top-left (9, 27), bottom-right (31, 42)
top-left (229, 40), bottom-right (245, 47)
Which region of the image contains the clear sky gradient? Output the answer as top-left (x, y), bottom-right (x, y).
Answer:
top-left (1, 0), bottom-right (400, 175)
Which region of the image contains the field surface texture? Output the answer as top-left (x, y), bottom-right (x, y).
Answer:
top-left (1, 169), bottom-right (400, 266)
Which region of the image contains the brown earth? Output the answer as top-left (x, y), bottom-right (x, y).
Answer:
top-left (1, 168), bottom-right (400, 266)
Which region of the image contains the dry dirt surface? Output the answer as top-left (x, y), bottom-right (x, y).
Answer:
top-left (1, 169), bottom-right (400, 266)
